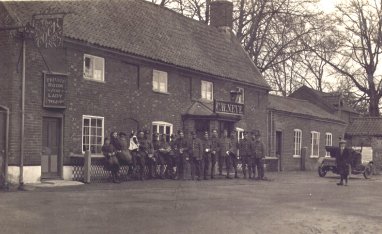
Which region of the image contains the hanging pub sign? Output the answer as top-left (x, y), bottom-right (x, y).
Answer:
top-left (43, 73), bottom-right (67, 108)
top-left (32, 12), bottom-right (64, 48)
top-left (214, 100), bottom-right (244, 115)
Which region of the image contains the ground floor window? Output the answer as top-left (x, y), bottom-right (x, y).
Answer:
top-left (325, 132), bottom-right (332, 157)
top-left (152, 121), bottom-right (173, 142)
top-left (82, 115), bottom-right (104, 154)
top-left (311, 131), bottom-right (320, 158)
top-left (236, 127), bottom-right (244, 141)
top-left (293, 129), bottom-right (302, 157)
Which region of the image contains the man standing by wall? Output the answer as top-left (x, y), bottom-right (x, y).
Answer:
top-left (239, 131), bottom-right (252, 179)
top-left (229, 130), bottom-right (239, 179)
top-left (210, 129), bottom-right (220, 179)
top-left (174, 130), bottom-right (189, 180)
top-left (201, 131), bottom-right (212, 180)
top-left (253, 130), bottom-right (265, 180)
top-left (219, 130), bottom-right (231, 179)
top-left (190, 132), bottom-right (203, 181)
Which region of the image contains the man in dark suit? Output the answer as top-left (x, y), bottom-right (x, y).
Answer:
top-left (336, 139), bottom-right (351, 186)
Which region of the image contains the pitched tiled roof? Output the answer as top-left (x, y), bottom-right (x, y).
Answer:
top-left (268, 95), bottom-right (345, 123)
top-left (3, 0), bottom-right (270, 89)
top-left (346, 117), bottom-right (382, 136)
top-left (311, 88), bottom-right (358, 113)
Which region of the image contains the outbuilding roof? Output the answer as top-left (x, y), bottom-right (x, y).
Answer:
top-left (346, 117), bottom-right (382, 136)
top-left (268, 95), bottom-right (345, 123)
top-left (2, 0), bottom-right (270, 89)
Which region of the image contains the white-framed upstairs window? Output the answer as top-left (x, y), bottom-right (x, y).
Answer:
top-left (236, 127), bottom-right (244, 141)
top-left (325, 132), bottom-right (332, 157)
top-left (311, 131), bottom-right (320, 158)
top-left (83, 54), bottom-right (105, 82)
top-left (152, 121), bottom-right (173, 142)
top-left (201, 80), bottom-right (213, 101)
top-left (153, 70), bottom-right (168, 93)
top-left (236, 87), bottom-right (244, 104)
top-left (82, 115), bottom-right (104, 155)
top-left (293, 129), bottom-right (302, 158)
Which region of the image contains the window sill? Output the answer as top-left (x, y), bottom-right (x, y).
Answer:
top-left (78, 153), bottom-right (104, 158)
top-left (293, 155), bottom-right (301, 158)
top-left (153, 90), bottom-right (170, 95)
top-left (310, 155), bottom-right (319, 159)
top-left (200, 98), bottom-right (213, 103)
top-left (83, 77), bottom-right (105, 83)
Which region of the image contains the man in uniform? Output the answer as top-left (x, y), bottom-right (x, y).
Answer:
top-left (174, 130), bottom-right (189, 180)
top-left (219, 130), bottom-right (232, 179)
top-left (201, 131), bottom-right (212, 180)
top-left (210, 129), bottom-right (220, 179)
top-left (253, 130), bottom-right (265, 180)
top-left (189, 131), bottom-right (203, 180)
top-left (153, 133), bottom-right (169, 179)
top-left (239, 131), bottom-right (252, 179)
top-left (229, 130), bottom-right (239, 179)
top-left (137, 130), bottom-right (152, 180)
top-left (336, 139), bottom-right (351, 186)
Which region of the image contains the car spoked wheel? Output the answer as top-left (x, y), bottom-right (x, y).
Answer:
top-left (363, 163), bottom-right (373, 179)
top-left (318, 166), bottom-right (327, 177)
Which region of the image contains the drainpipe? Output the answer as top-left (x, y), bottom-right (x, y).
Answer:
top-left (0, 106), bottom-right (10, 189)
top-left (19, 34), bottom-right (26, 188)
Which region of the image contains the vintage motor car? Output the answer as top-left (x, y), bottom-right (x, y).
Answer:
top-left (318, 146), bottom-right (373, 179)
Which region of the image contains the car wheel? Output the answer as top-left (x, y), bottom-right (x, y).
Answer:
top-left (363, 163), bottom-right (373, 179)
top-left (318, 166), bottom-right (327, 177)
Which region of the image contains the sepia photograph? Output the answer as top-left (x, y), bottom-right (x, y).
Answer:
top-left (0, 0), bottom-right (381, 233)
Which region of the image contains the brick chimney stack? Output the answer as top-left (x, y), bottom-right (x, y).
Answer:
top-left (210, 0), bottom-right (233, 30)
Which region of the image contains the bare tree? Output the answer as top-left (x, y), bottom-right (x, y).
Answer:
top-left (151, 0), bottom-right (330, 96)
top-left (307, 0), bottom-right (382, 116)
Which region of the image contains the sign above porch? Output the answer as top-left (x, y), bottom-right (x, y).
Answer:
top-left (214, 100), bottom-right (244, 115)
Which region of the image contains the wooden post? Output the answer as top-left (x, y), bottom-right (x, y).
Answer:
top-left (301, 147), bottom-right (307, 171)
top-left (84, 150), bottom-right (91, 183)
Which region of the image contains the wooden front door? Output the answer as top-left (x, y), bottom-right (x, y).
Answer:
top-left (0, 111), bottom-right (6, 184)
top-left (42, 117), bottom-right (61, 178)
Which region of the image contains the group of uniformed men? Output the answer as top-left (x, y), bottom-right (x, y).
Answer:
top-left (102, 128), bottom-right (266, 183)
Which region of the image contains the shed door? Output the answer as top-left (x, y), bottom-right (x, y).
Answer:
top-left (0, 111), bottom-right (6, 183)
top-left (42, 117), bottom-right (60, 178)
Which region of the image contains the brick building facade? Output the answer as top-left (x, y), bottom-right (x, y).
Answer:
top-left (0, 0), bottom-right (270, 183)
top-left (268, 95), bottom-right (347, 171)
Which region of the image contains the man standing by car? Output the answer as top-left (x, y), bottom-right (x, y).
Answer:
top-left (336, 139), bottom-right (351, 186)
top-left (253, 130), bottom-right (265, 180)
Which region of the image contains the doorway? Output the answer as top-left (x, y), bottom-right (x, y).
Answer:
top-left (219, 121), bottom-right (234, 136)
top-left (276, 131), bottom-right (282, 171)
top-left (195, 119), bottom-right (210, 139)
top-left (42, 117), bottom-right (61, 178)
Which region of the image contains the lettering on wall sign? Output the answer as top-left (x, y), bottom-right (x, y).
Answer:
top-left (214, 100), bottom-right (244, 115)
top-left (43, 73), bottom-right (67, 108)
